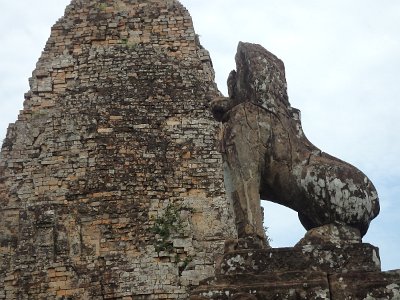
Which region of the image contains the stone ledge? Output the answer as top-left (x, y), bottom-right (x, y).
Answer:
top-left (190, 245), bottom-right (400, 299)
top-left (218, 243), bottom-right (381, 276)
top-left (192, 271), bottom-right (330, 300)
top-left (191, 270), bottom-right (400, 299)
top-left (330, 270), bottom-right (400, 299)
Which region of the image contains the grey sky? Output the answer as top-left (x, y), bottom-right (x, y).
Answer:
top-left (0, 0), bottom-right (399, 270)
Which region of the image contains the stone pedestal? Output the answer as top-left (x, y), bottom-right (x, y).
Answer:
top-left (190, 241), bottom-right (400, 299)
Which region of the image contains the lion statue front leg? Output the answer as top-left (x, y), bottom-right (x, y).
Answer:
top-left (218, 101), bottom-right (270, 242)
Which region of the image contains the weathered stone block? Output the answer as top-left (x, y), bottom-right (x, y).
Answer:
top-left (219, 244), bottom-right (381, 276)
top-left (330, 270), bottom-right (400, 299)
top-left (36, 77), bottom-right (53, 92)
top-left (192, 272), bottom-right (331, 300)
top-left (191, 245), bottom-right (400, 299)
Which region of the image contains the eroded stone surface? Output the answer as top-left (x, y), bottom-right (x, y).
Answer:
top-left (212, 42), bottom-right (380, 240)
top-left (191, 244), bottom-right (400, 300)
top-left (0, 1), bottom-right (236, 298)
top-left (296, 224), bottom-right (362, 247)
top-left (192, 272), bottom-right (331, 300)
top-left (218, 244), bottom-right (381, 276)
top-left (330, 270), bottom-right (400, 299)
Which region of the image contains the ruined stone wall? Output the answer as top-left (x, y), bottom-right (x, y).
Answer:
top-left (0, 0), bottom-right (236, 298)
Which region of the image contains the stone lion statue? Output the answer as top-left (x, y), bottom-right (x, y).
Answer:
top-left (212, 42), bottom-right (380, 243)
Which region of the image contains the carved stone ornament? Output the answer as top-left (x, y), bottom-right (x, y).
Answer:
top-left (211, 42), bottom-right (380, 242)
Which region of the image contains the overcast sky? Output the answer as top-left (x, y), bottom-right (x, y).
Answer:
top-left (0, 1), bottom-right (399, 271)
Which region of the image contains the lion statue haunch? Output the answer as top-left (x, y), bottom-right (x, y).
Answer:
top-left (212, 42), bottom-right (379, 242)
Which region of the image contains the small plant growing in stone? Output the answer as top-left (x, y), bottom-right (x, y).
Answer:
top-left (176, 254), bottom-right (193, 275)
top-left (151, 203), bottom-right (189, 253)
top-left (97, 3), bottom-right (107, 11)
top-left (264, 226), bottom-right (273, 245)
top-left (121, 38), bottom-right (138, 51)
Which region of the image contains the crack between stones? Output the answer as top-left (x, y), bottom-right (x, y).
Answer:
top-left (243, 105), bottom-right (256, 131)
top-left (275, 111), bottom-right (294, 172)
top-left (327, 273), bottom-right (334, 300)
top-left (256, 108), bottom-right (269, 151)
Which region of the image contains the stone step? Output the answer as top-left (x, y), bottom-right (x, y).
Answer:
top-left (191, 270), bottom-right (400, 299)
top-left (218, 243), bottom-right (381, 276)
top-left (191, 271), bottom-right (330, 300)
top-left (330, 269), bottom-right (400, 299)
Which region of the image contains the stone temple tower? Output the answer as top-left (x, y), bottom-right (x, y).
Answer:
top-left (0, 0), bottom-right (235, 298)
